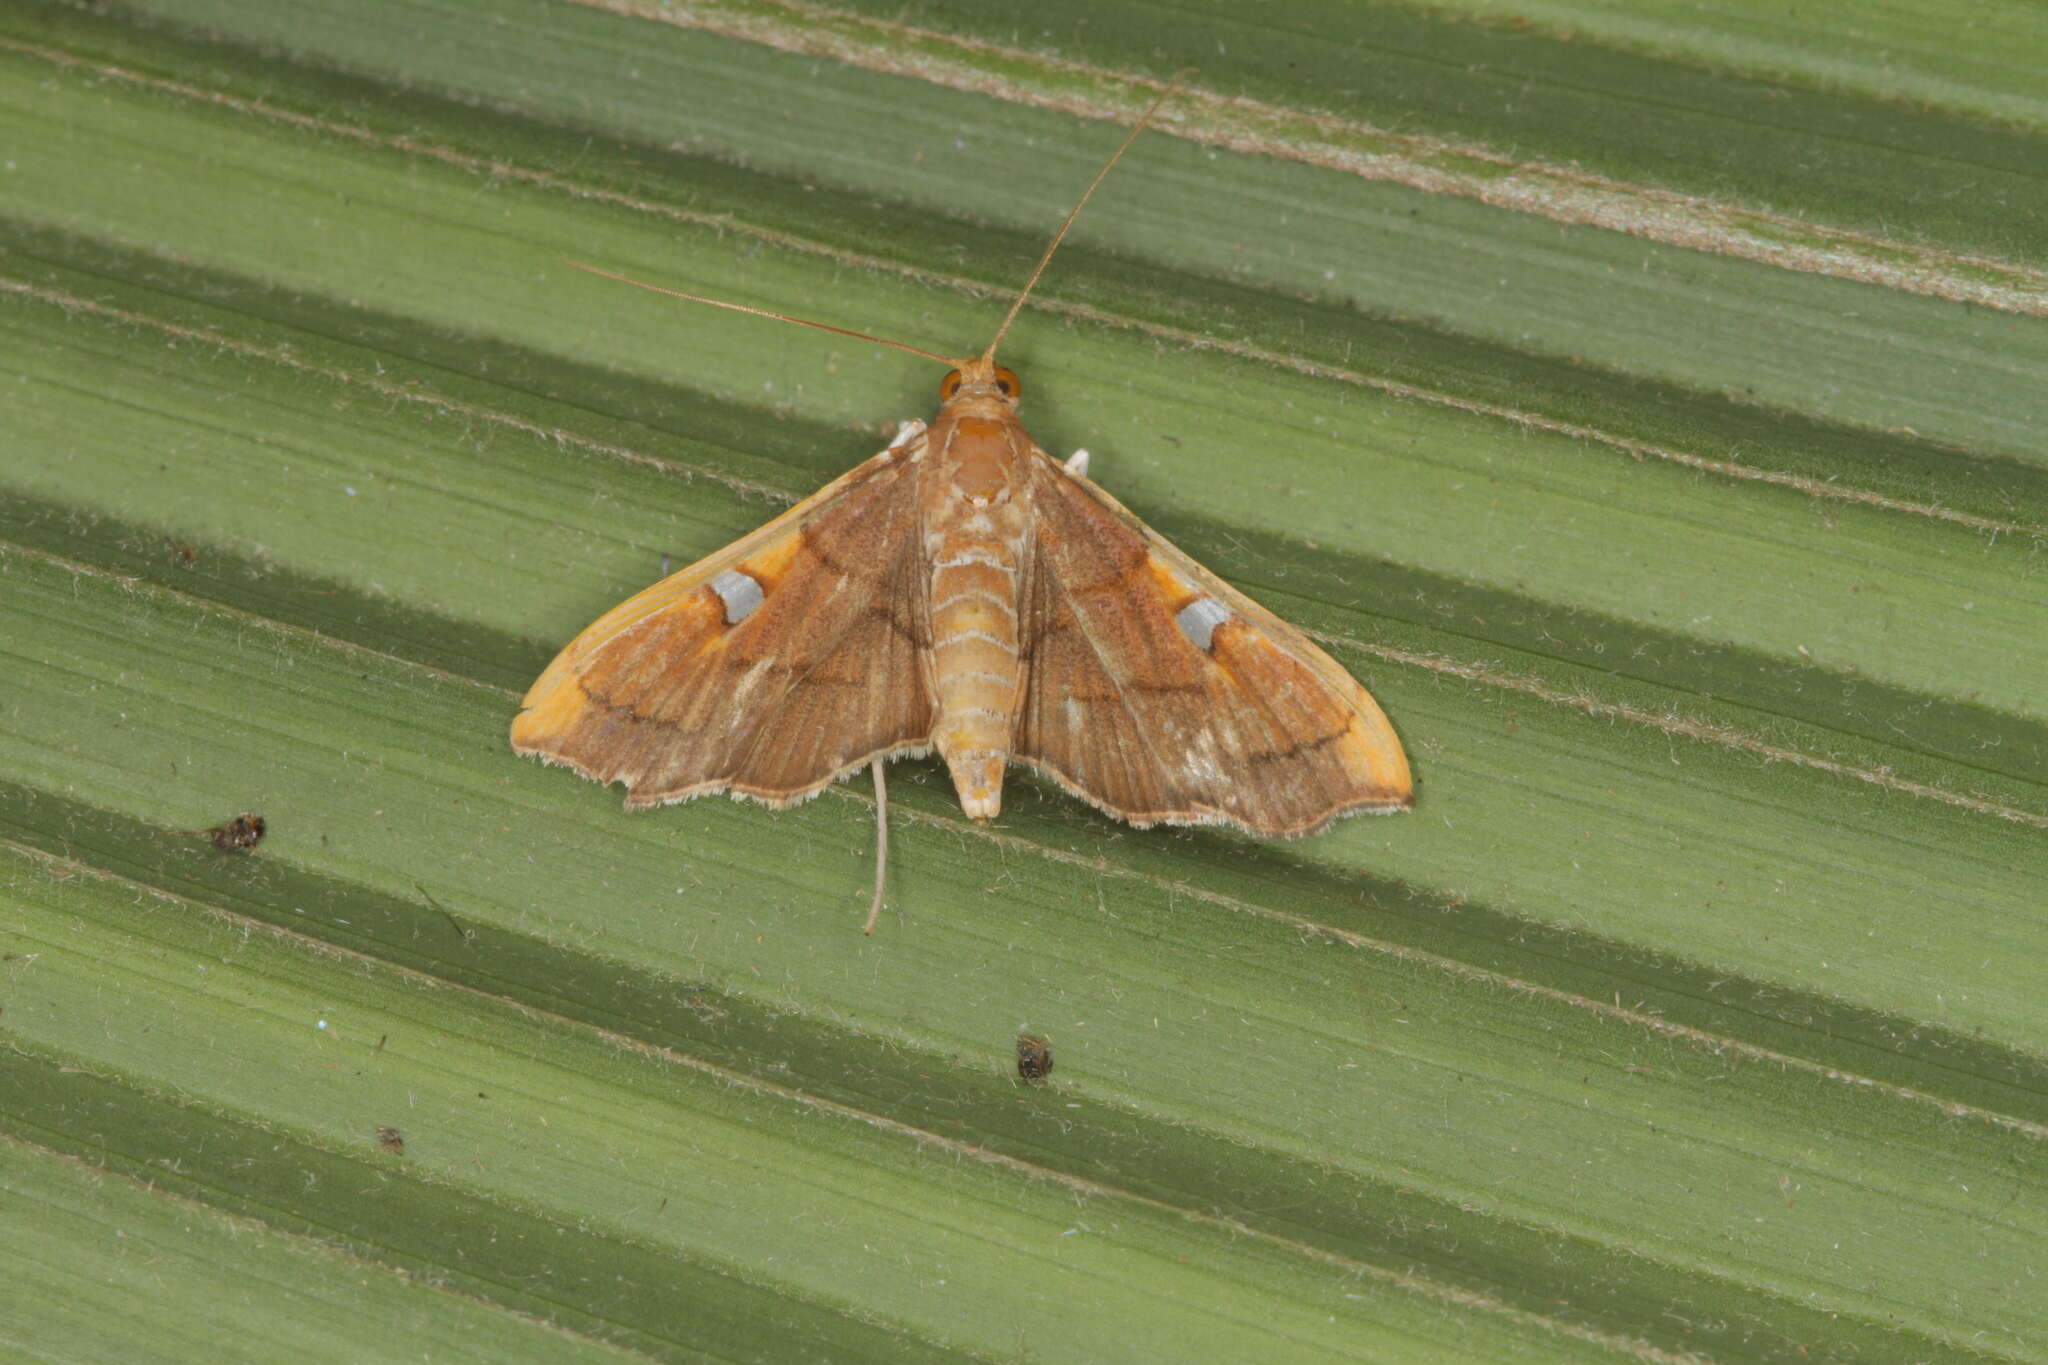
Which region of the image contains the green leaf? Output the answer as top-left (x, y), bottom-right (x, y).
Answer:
top-left (2, 1), bottom-right (2043, 1360)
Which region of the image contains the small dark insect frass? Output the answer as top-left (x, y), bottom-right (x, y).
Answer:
top-left (1016, 1034), bottom-right (1053, 1082)
top-left (376, 1127), bottom-right (405, 1153)
top-left (205, 813), bottom-right (266, 852)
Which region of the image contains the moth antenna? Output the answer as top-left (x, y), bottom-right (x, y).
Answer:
top-left (564, 261), bottom-right (966, 369)
top-left (981, 71), bottom-right (1193, 364)
top-left (864, 759), bottom-right (889, 936)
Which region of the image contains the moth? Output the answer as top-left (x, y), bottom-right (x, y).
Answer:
top-left (511, 84), bottom-right (1413, 929)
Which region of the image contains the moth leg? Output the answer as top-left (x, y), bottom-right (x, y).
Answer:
top-left (888, 419), bottom-right (927, 451)
top-left (1063, 448), bottom-right (1091, 477)
top-left (864, 758), bottom-right (889, 936)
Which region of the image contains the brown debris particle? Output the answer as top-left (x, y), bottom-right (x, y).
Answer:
top-left (1016, 1033), bottom-right (1053, 1083)
top-left (204, 813), bottom-right (266, 852)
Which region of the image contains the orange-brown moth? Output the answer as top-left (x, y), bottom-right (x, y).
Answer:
top-left (511, 83), bottom-right (1413, 930)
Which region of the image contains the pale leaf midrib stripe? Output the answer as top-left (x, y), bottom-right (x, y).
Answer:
top-left (585, 0), bottom-right (2048, 316)
top-left (3, 37), bottom-right (2038, 537)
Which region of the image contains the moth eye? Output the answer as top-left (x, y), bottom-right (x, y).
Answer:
top-left (994, 366), bottom-right (1021, 399)
top-left (939, 370), bottom-right (964, 400)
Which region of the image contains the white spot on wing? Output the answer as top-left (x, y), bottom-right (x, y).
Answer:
top-left (1175, 596), bottom-right (1231, 652)
top-left (711, 569), bottom-right (764, 624)
top-left (1064, 448), bottom-right (1090, 477)
top-left (888, 419), bottom-right (926, 451)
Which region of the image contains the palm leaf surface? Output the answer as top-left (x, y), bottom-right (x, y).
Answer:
top-left (2, 1), bottom-right (2044, 1360)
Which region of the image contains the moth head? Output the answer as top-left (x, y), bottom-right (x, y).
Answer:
top-left (940, 360), bottom-right (1022, 405)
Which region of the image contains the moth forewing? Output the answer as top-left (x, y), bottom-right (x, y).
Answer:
top-left (511, 429), bottom-right (939, 810)
top-left (1063, 451), bottom-right (1409, 808)
top-left (1014, 448), bottom-right (1411, 837)
top-left (517, 432), bottom-right (918, 695)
